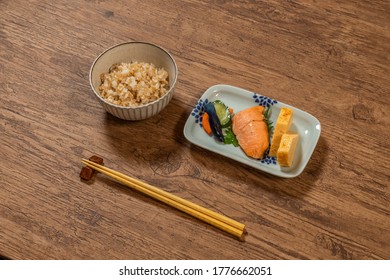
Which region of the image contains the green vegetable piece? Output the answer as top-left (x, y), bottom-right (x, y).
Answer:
top-left (213, 100), bottom-right (231, 128)
top-left (223, 127), bottom-right (239, 147)
top-left (263, 106), bottom-right (274, 134)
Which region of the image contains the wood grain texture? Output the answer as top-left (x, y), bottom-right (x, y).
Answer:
top-left (0, 0), bottom-right (389, 259)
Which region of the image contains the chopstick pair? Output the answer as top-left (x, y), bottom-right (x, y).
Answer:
top-left (81, 158), bottom-right (247, 241)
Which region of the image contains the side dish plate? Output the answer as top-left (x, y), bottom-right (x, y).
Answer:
top-left (183, 84), bottom-right (321, 178)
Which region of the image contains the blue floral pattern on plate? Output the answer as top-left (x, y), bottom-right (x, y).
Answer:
top-left (190, 98), bottom-right (209, 127)
top-left (190, 93), bottom-right (278, 164)
top-left (253, 93), bottom-right (278, 108)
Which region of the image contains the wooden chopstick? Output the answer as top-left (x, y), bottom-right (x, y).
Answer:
top-left (81, 159), bottom-right (247, 241)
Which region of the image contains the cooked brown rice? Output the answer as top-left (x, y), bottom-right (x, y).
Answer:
top-left (98, 62), bottom-right (169, 106)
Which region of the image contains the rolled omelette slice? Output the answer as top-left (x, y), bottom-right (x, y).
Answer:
top-left (277, 133), bottom-right (299, 167)
top-left (269, 107), bottom-right (293, 157)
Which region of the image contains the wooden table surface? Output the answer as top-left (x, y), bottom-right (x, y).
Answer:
top-left (1, 0), bottom-right (389, 260)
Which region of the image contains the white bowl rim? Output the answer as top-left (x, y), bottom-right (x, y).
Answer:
top-left (89, 41), bottom-right (178, 110)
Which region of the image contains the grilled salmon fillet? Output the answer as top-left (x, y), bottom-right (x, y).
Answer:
top-left (232, 106), bottom-right (269, 159)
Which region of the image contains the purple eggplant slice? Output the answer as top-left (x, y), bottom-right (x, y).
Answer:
top-left (204, 102), bottom-right (224, 142)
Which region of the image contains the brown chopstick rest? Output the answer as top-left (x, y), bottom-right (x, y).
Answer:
top-left (89, 155), bottom-right (104, 165)
top-left (80, 166), bottom-right (94, 180)
top-left (80, 155), bottom-right (104, 181)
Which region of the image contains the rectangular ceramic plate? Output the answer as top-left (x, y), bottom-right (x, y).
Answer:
top-left (183, 84), bottom-right (321, 178)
